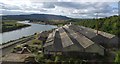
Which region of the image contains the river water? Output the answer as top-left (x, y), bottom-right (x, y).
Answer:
top-left (0, 21), bottom-right (57, 44)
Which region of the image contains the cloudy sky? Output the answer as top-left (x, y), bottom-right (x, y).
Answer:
top-left (0, 0), bottom-right (119, 18)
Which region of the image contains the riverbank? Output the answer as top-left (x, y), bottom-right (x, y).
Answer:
top-left (1, 21), bottom-right (57, 44)
top-left (1, 35), bottom-right (32, 46)
top-left (1, 35), bottom-right (34, 49)
top-left (1, 34), bottom-right (35, 57)
top-left (29, 20), bottom-right (67, 26)
top-left (2, 20), bottom-right (31, 33)
top-left (1, 26), bottom-right (55, 55)
top-left (1, 30), bottom-right (52, 64)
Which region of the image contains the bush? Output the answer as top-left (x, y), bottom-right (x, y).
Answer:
top-left (115, 51), bottom-right (120, 63)
top-left (36, 54), bottom-right (45, 64)
top-left (46, 60), bottom-right (53, 64)
top-left (55, 55), bottom-right (61, 62)
top-left (14, 45), bottom-right (22, 51)
top-left (31, 39), bottom-right (42, 45)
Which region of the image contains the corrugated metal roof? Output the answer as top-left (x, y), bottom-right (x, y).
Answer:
top-left (98, 31), bottom-right (115, 39)
top-left (54, 31), bottom-right (63, 51)
top-left (81, 26), bottom-right (115, 39)
top-left (69, 25), bottom-right (97, 39)
top-left (43, 31), bottom-right (56, 47)
top-left (58, 27), bottom-right (74, 48)
top-left (43, 41), bottom-right (54, 47)
top-left (46, 33), bottom-right (53, 43)
top-left (43, 25), bottom-right (105, 55)
top-left (63, 25), bottom-right (94, 48)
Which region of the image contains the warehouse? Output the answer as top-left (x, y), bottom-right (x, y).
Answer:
top-left (69, 25), bottom-right (119, 48)
top-left (43, 25), bottom-right (104, 56)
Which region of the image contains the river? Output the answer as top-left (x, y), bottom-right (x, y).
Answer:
top-left (0, 21), bottom-right (57, 44)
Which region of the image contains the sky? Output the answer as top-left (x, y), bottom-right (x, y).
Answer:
top-left (0, 0), bottom-right (119, 18)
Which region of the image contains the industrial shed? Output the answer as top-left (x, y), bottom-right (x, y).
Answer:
top-left (69, 25), bottom-right (119, 48)
top-left (43, 25), bottom-right (104, 56)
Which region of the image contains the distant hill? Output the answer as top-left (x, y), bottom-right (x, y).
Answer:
top-left (2, 14), bottom-right (71, 21)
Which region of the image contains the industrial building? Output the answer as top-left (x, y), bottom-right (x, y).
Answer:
top-left (69, 25), bottom-right (119, 48)
top-left (43, 25), bottom-right (105, 56)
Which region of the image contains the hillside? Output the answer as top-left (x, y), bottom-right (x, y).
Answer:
top-left (68, 15), bottom-right (120, 37)
top-left (2, 14), bottom-right (70, 21)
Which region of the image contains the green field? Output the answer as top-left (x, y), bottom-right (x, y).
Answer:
top-left (2, 20), bottom-right (31, 33)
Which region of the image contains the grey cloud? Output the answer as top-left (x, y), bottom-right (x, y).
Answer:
top-left (52, 2), bottom-right (118, 18)
top-left (0, 2), bottom-right (118, 18)
top-left (0, 3), bottom-right (21, 10)
top-left (54, 2), bottom-right (117, 14)
top-left (39, 9), bottom-right (48, 12)
top-left (42, 2), bottom-right (55, 8)
top-left (39, 2), bottom-right (88, 9)
top-left (70, 2), bottom-right (118, 18)
top-left (54, 2), bottom-right (82, 9)
top-left (54, 2), bottom-right (94, 9)
top-left (2, 10), bottom-right (25, 15)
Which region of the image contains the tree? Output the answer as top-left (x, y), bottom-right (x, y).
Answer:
top-left (70, 15), bottom-right (120, 37)
top-left (115, 51), bottom-right (120, 63)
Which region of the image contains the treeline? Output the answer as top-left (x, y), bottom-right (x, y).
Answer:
top-left (2, 20), bottom-right (31, 33)
top-left (68, 15), bottom-right (120, 37)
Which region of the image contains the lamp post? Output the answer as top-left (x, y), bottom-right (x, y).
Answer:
top-left (95, 12), bottom-right (99, 35)
top-left (79, 12), bottom-right (100, 35)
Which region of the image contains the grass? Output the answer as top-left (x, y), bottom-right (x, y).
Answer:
top-left (2, 20), bottom-right (31, 33)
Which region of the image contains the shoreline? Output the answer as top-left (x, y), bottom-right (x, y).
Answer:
top-left (1, 34), bottom-right (34, 49)
top-left (1, 31), bottom-right (43, 45)
top-left (1, 24), bottom-right (31, 33)
top-left (29, 21), bottom-right (61, 26)
top-left (1, 36), bottom-right (28, 45)
top-left (1, 30), bottom-right (50, 56)
top-left (1, 29), bottom-right (51, 49)
top-left (1, 21), bottom-right (57, 53)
